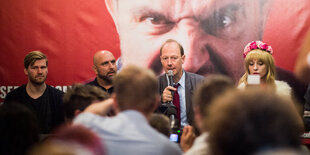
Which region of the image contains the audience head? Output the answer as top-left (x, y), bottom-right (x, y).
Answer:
top-left (0, 102), bottom-right (39, 155)
top-left (207, 89), bottom-right (304, 155)
top-left (30, 125), bottom-right (105, 155)
top-left (149, 113), bottom-right (171, 137)
top-left (193, 74), bottom-right (235, 131)
top-left (254, 148), bottom-right (307, 155)
top-left (113, 65), bottom-right (158, 114)
top-left (63, 84), bottom-right (110, 122)
top-left (93, 50), bottom-right (117, 83)
top-left (239, 41), bottom-right (276, 85)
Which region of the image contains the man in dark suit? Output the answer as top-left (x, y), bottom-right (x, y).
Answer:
top-left (158, 39), bottom-right (204, 127)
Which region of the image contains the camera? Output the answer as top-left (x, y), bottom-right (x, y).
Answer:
top-left (169, 117), bottom-right (182, 143)
top-left (169, 128), bottom-right (182, 143)
top-left (157, 102), bottom-right (183, 143)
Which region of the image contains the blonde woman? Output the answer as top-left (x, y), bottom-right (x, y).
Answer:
top-left (238, 41), bottom-right (292, 97)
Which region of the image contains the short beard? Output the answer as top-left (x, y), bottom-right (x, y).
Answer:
top-left (98, 74), bottom-right (113, 84)
top-left (29, 76), bottom-right (46, 86)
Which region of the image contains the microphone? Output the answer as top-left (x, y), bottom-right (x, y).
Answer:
top-left (157, 69), bottom-right (175, 113)
top-left (167, 70), bottom-right (174, 105)
top-left (166, 70), bottom-right (179, 129)
top-left (167, 70), bottom-right (174, 87)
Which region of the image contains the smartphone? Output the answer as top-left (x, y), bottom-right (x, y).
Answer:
top-left (247, 74), bottom-right (260, 85)
top-left (169, 133), bottom-right (179, 142)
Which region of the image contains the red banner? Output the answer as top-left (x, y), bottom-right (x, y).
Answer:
top-left (1, 0), bottom-right (310, 103)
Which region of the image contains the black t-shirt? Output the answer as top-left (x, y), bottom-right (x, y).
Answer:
top-left (4, 85), bottom-right (64, 134)
top-left (87, 78), bottom-right (114, 94)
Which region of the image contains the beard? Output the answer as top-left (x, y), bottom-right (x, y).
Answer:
top-left (98, 73), bottom-right (113, 84)
top-left (29, 75), bottom-right (46, 85)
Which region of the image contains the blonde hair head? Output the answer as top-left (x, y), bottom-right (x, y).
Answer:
top-left (239, 49), bottom-right (276, 86)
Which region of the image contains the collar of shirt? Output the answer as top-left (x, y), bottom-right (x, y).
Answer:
top-left (75, 110), bottom-right (148, 127)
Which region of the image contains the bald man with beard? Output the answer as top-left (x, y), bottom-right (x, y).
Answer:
top-left (87, 50), bottom-right (117, 94)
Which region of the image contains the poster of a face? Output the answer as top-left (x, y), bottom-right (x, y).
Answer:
top-left (107, 0), bottom-right (269, 81)
top-left (0, 0), bottom-right (310, 102)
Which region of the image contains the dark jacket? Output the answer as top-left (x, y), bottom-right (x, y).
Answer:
top-left (158, 71), bottom-right (204, 126)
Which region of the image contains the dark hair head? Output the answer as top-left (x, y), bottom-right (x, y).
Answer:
top-left (193, 74), bottom-right (234, 116)
top-left (149, 113), bottom-right (170, 137)
top-left (0, 102), bottom-right (39, 155)
top-left (63, 84), bottom-right (110, 120)
top-left (207, 89), bottom-right (304, 155)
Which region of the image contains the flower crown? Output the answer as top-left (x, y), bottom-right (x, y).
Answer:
top-left (243, 41), bottom-right (273, 58)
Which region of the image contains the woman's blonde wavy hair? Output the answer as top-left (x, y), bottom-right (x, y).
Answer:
top-left (238, 49), bottom-right (276, 87)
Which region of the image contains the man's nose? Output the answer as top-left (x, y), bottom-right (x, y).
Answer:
top-left (37, 68), bottom-right (43, 73)
top-left (108, 62), bottom-right (114, 68)
top-left (167, 58), bottom-right (173, 65)
top-left (109, 62), bottom-right (117, 70)
top-left (173, 19), bottom-right (209, 73)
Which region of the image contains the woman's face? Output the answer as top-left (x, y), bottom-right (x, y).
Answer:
top-left (248, 59), bottom-right (267, 78)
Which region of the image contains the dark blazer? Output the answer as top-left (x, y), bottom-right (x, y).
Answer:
top-left (158, 71), bottom-right (204, 126)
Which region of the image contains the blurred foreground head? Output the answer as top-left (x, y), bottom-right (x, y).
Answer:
top-left (207, 89), bottom-right (304, 155)
top-left (149, 113), bottom-right (171, 137)
top-left (193, 74), bottom-right (235, 131)
top-left (0, 102), bottom-right (39, 155)
top-left (63, 84), bottom-right (110, 122)
top-left (113, 64), bottom-right (159, 114)
top-left (30, 125), bottom-right (105, 155)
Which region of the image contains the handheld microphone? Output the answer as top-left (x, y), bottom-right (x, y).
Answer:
top-left (167, 70), bottom-right (174, 87)
top-left (167, 70), bottom-right (174, 105)
top-left (157, 70), bottom-right (175, 113)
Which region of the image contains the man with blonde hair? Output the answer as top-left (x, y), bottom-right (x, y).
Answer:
top-left (4, 51), bottom-right (64, 134)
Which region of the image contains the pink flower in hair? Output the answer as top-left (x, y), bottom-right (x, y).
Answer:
top-left (243, 51), bottom-right (248, 58)
top-left (249, 42), bottom-right (258, 50)
top-left (243, 41), bottom-right (273, 58)
top-left (260, 43), bottom-right (268, 50)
